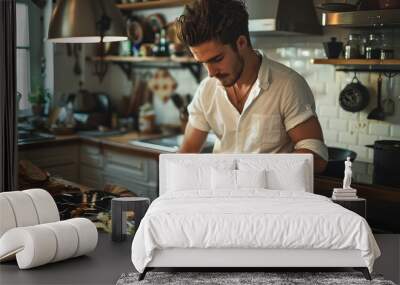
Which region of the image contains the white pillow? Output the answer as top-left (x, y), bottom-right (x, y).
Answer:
top-left (237, 169), bottom-right (267, 189)
top-left (211, 168), bottom-right (236, 190)
top-left (266, 164), bottom-right (307, 192)
top-left (166, 160), bottom-right (235, 192)
top-left (237, 159), bottom-right (309, 192)
top-left (211, 169), bottom-right (267, 190)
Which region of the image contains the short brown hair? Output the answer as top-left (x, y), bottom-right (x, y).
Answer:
top-left (176, 0), bottom-right (250, 49)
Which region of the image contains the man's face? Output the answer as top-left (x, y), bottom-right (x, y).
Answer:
top-left (189, 40), bottom-right (244, 87)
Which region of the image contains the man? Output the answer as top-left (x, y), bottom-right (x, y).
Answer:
top-left (176, 0), bottom-right (328, 173)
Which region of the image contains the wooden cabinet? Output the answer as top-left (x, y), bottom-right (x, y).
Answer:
top-left (19, 142), bottom-right (80, 182)
top-left (79, 142), bottom-right (159, 200)
top-left (103, 148), bottom-right (158, 200)
top-left (79, 144), bottom-right (104, 189)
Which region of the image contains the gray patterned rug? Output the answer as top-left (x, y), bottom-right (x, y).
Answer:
top-left (116, 271), bottom-right (396, 285)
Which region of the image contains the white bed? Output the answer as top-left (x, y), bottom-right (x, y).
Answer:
top-left (131, 154), bottom-right (380, 280)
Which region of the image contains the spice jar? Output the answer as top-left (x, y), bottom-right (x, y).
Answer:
top-left (380, 33), bottom-right (394, 60)
top-left (365, 33), bottom-right (382, 59)
top-left (344, 34), bottom-right (362, 59)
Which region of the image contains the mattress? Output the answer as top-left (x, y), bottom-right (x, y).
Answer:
top-left (131, 190), bottom-right (380, 273)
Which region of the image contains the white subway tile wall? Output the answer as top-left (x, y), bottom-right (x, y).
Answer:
top-left (253, 31), bottom-right (400, 166)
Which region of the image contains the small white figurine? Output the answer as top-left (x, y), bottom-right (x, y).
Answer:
top-left (342, 156), bottom-right (352, 189)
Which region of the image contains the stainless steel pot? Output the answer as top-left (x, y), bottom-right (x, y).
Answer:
top-left (367, 140), bottom-right (400, 188)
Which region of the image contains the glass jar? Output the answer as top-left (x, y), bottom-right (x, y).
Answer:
top-left (365, 33), bottom-right (382, 59)
top-left (344, 34), bottom-right (362, 59)
top-left (359, 35), bottom-right (367, 58)
top-left (379, 33), bottom-right (394, 60)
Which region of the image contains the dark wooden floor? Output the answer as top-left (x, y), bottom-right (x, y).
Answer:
top-left (0, 232), bottom-right (134, 285)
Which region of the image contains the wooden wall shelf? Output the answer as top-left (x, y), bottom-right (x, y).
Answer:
top-left (87, 55), bottom-right (202, 82)
top-left (312, 58), bottom-right (400, 73)
top-left (312, 59), bottom-right (400, 65)
top-left (116, 0), bottom-right (191, 11)
top-left (90, 56), bottom-right (197, 64)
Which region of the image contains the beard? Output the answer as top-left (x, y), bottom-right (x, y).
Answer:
top-left (216, 53), bottom-right (244, 87)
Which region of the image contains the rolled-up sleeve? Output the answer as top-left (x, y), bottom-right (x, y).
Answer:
top-left (281, 73), bottom-right (316, 131)
top-left (187, 82), bottom-right (211, 132)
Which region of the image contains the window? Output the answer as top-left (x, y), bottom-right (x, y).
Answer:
top-left (16, 2), bottom-right (31, 114)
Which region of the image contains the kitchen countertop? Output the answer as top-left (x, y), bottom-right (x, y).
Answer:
top-left (18, 131), bottom-right (174, 159)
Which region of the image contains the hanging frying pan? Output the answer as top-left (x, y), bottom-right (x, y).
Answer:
top-left (339, 74), bottom-right (370, 112)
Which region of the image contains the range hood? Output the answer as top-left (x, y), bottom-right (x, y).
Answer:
top-left (322, 9), bottom-right (400, 27)
top-left (247, 0), bottom-right (322, 35)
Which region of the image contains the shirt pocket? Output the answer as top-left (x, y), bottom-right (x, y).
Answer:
top-left (250, 114), bottom-right (283, 145)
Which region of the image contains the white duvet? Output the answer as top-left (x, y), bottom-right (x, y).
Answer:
top-left (131, 190), bottom-right (380, 273)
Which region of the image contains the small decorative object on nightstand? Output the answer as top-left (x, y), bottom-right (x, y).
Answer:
top-left (111, 197), bottom-right (150, 242)
top-left (332, 197), bottom-right (367, 218)
top-left (332, 157), bottom-right (358, 200)
top-left (331, 157), bottom-right (366, 218)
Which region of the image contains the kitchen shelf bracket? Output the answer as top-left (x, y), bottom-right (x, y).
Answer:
top-left (115, 62), bottom-right (133, 79)
top-left (93, 61), bottom-right (109, 82)
top-left (181, 62), bottom-right (202, 83)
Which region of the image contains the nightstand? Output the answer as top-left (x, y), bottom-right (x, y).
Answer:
top-left (331, 198), bottom-right (366, 218)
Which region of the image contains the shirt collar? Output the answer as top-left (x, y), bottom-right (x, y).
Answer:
top-left (255, 49), bottom-right (271, 90)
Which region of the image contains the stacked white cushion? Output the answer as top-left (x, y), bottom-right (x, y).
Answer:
top-left (24, 188), bottom-right (60, 223)
top-left (65, 218), bottom-right (98, 257)
top-left (237, 158), bottom-right (311, 192)
top-left (0, 219), bottom-right (97, 269)
top-left (0, 196), bottom-right (17, 237)
top-left (1, 191), bottom-right (40, 227)
top-left (0, 189), bottom-right (98, 269)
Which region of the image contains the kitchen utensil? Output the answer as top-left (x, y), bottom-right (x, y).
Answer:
top-left (146, 13), bottom-right (167, 33)
top-left (321, 147), bottom-right (357, 178)
top-left (127, 17), bottom-right (144, 45)
top-left (170, 93), bottom-right (184, 110)
top-left (339, 73), bottom-right (370, 112)
top-left (366, 140), bottom-right (400, 187)
top-left (73, 44), bottom-right (82, 76)
top-left (323, 37), bottom-right (343, 59)
top-left (382, 76), bottom-right (395, 116)
top-left (367, 74), bottom-right (385, 121)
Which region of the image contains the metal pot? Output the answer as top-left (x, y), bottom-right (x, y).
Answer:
top-left (322, 147), bottom-right (357, 178)
top-left (366, 140), bottom-right (400, 188)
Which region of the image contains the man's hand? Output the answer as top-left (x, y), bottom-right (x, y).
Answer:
top-left (178, 123), bottom-right (208, 153)
top-left (287, 116), bottom-right (328, 173)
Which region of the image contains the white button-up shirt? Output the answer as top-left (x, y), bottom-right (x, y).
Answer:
top-left (187, 50), bottom-right (316, 154)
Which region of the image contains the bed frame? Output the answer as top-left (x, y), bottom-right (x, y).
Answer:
top-left (138, 154), bottom-right (371, 280)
